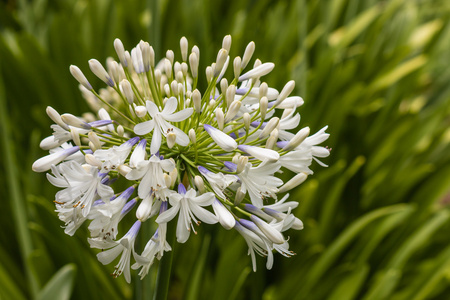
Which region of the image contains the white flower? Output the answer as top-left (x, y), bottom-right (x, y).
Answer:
top-left (126, 155), bottom-right (175, 199)
top-left (212, 199), bottom-right (236, 229)
top-left (88, 186), bottom-right (137, 239)
top-left (48, 161), bottom-right (114, 216)
top-left (134, 97), bottom-right (193, 154)
top-left (226, 160), bottom-right (283, 208)
top-left (203, 124), bottom-right (237, 152)
top-left (94, 137), bottom-right (139, 172)
top-left (90, 221), bottom-right (146, 283)
top-left (156, 184), bottom-right (218, 243)
top-left (198, 166), bottom-right (237, 200)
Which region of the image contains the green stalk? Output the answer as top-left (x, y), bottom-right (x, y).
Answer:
top-left (153, 220), bottom-right (176, 300)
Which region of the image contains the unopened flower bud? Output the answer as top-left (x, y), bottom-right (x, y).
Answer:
top-left (220, 78), bottom-right (228, 95)
top-left (224, 100), bottom-right (241, 123)
top-left (250, 215), bottom-right (285, 244)
top-left (259, 82), bottom-right (268, 98)
top-left (215, 49), bottom-right (228, 77)
top-left (117, 125), bottom-right (124, 137)
top-left (274, 80), bottom-right (295, 107)
top-left (189, 129), bottom-right (196, 144)
top-left (180, 36), bottom-right (188, 61)
top-left (266, 129), bottom-right (278, 149)
top-left (164, 58), bottom-right (172, 79)
top-left (278, 173), bottom-right (308, 193)
top-left (259, 117), bottom-right (279, 139)
top-left (61, 113), bottom-right (91, 129)
top-left (206, 66), bottom-right (213, 83)
top-left (70, 128), bottom-right (81, 147)
top-left (259, 96), bottom-right (268, 120)
top-left (88, 132), bottom-right (102, 150)
top-left (32, 146), bottom-right (80, 172)
top-left (189, 52), bottom-right (199, 78)
top-left (85, 154), bottom-right (102, 168)
top-left (226, 85), bottom-right (236, 107)
top-left (46, 106), bottom-right (69, 130)
top-left (192, 89), bottom-right (201, 113)
top-left (169, 168), bottom-right (178, 188)
top-left (283, 127), bottom-right (310, 151)
top-left (118, 165), bottom-right (132, 176)
top-left (69, 65), bottom-right (92, 90)
top-left (139, 41), bottom-right (151, 72)
top-left (166, 50), bottom-right (174, 65)
top-left (194, 175), bottom-right (206, 193)
top-left (181, 62), bottom-right (188, 77)
top-left (239, 63), bottom-right (274, 82)
top-left (241, 41), bottom-right (255, 70)
top-left (215, 108), bottom-right (224, 130)
top-left (222, 35), bottom-right (232, 52)
top-left (120, 79), bottom-right (134, 104)
top-left (243, 113), bottom-right (251, 132)
top-left (114, 38), bottom-right (127, 67)
top-left (237, 156), bottom-right (248, 174)
top-left (213, 199), bottom-right (235, 230)
top-left (89, 59), bottom-right (114, 87)
top-left (234, 187), bottom-right (245, 205)
top-left (136, 194), bottom-right (153, 221)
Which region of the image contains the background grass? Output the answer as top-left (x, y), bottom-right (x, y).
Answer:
top-left (1, 0), bottom-right (450, 299)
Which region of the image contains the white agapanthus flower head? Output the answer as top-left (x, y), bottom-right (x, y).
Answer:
top-left (32, 35), bottom-right (330, 281)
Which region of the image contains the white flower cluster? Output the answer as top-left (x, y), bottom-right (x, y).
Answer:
top-left (32, 35), bottom-right (330, 282)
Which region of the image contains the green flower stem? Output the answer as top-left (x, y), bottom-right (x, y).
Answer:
top-left (153, 216), bottom-right (176, 300)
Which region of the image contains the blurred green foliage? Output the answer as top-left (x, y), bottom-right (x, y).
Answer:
top-left (1, 0), bottom-right (450, 299)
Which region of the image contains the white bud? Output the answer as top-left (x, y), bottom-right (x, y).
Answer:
top-left (215, 108), bottom-right (224, 130)
top-left (181, 62), bottom-right (188, 77)
top-left (125, 51), bottom-right (133, 73)
top-left (149, 46), bottom-right (155, 68)
top-left (69, 65), bottom-right (92, 90)
top-left (209, 100), bottom-right (216, 110)
top-left (89, 59), bottom-right (114, 87)
top-left (32, 146), bottom-right (80, 172)
top-left (88, 141), bottom-right (96, 152)
top-left (251, 215), bottom-right (285, 244)
top-left (189, 52), bottom-right (199, 78)
top-left (85, 154), bottom-right (102, 168)
top-left (155, 69), bottom-right (162, 84)
top-left (243, 113), bottom-right (251, 132)
top-left (136, 194), bottom-right (153, 222)
top-left (117, 125), bottom-right (124, 137)
top-left (70, 128), bottom-right (81, 147)
top-left (259, 82), bottom-right (268, 98)
top-left (233, 56), bottom-right (242, 79)
top-left (274, 80), bottom-right (295, 106)
top-left (281, 108), bottom-right (293, 120)
top-left (206, 66), bottom-right (213, 83)
top-left (203, 124), bottom-right (237, 152)
top-left (192, 45), bottom-right (200, 61)
top-left (266, 129), bottom-right (278, 149)
top-left (237, 156), bottom-right (248, 174)
top-left (118, 164), bottom-right (132, 176)
top-left (241, 41), bottom-right (255, 70)
top-left (222, 35), bottom-right (232, 52)
top-left (164, 173), bottom-right (172, 188)
top-left (174, 62), bottom-right (181, 76)
top-left (194, 175), bottom-right (206, 194)
top-left (239, 62), bottom-right (275, 82)
top-left (166, 50), bottom-right (174, 65)
top-left (283, 127), bottom-right (310, 151)
top-left (114, 39), bottom-right (127, 67)
top-left (46, 106), bottom-right (69, 130)
top-left (131, 46), bottom-right (144, 74)
top-left (164, 58), bottom-right (172, 79)
top-left (39, 136), bottom-right (61, 150)
top-left (259, 96), bottom-right (268, 120)
top-left (259, 117), bottom-right (279, 139)
top-left (169, 168), bottom-right (178, 188)
top-left (88, 132), bottom-right (102, 150)
top-left (140, 41), bottom-right (151, 72)
top-left (180, 36), bottom-right (188, 61)
top-left (234, 187), bottom-right (245, 205)
top-left (189, 129), bottom-right (196, 144)
top-left (135, 106), bottom-right (147, 118)
top-left (120, 79), bottom-right (134, 104)
top-left (220, 78), bottom-right (228, 95)
top-left (213, 199), bottom-right (235, 230)
top-left (171, 80), bottom-right (178, 96)
top-left (61, 113), bottom-right (91, 129)
top-left (176, 71), bottom-right (184, 83)
top-left (278, 173), bottom-right (308, 193)
top-left (215, 48), bottom-right (228, 77)
top-left (167, 131), bottom-right (176, 148)
top-left (224, 100), bottom-right (241, 123)
top-left (192, 89), bottom-right (202, 113)
top-left (238, 145), bottom-right (279, 162)
top-left (226, 84), bottom-right (236, 107)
